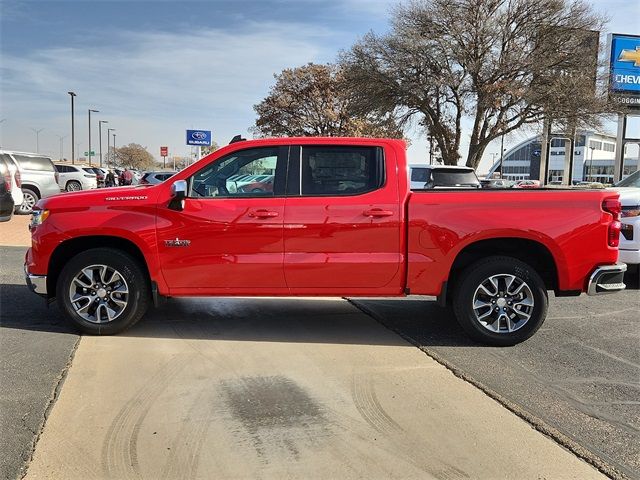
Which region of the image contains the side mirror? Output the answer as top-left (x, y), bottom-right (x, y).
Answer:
top-left (168, 180), bottom-right (188, 211)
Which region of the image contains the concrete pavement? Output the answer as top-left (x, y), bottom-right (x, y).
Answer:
top-left (24, 297), bottom-right (605, 479)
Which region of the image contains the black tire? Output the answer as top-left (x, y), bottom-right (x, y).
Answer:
top-left (56, 248), bottom-right (150, 335)
top-left (17, 187), bottom-right (39, 214)
top-left (66, 180), bottom-right (82, 192)
top-left (452, 256), bottom-right (548, 346)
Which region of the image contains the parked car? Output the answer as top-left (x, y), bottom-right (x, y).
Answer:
top-left (237, 175), bottom-right (274, 193)
top-left (26, 137), bottom-right (626, 346)
top-left (139, 171), bottom-right (176, 185)
top-left (409, 165), bottom-right (481, 189)
top-left (0, 150), bottom-right (59, 214)
top-left (0, 152), bottom-right (23, 212)
top-left (480, 178), bottom-right (515, 189)
top-left (612, 170), bottom-right (640, 275)
top-left (89, 167), bottom-right (107, 188)
top-left (0, 156), bottom-right (15, 222)
top-left (54, 164), bottom-right (98, 191)
top-left (514, 180), bottom-right (541, 189)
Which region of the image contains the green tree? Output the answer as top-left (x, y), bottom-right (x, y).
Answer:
top-left (253, 63), bottom-right (404, 138)
top-left (341, 0), bottom-right (607, 167)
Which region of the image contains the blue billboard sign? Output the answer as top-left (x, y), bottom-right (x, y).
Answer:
top-left (609, 34), bottom-right (640, 109)
top-left (186, 129), bottom-right (212, 146)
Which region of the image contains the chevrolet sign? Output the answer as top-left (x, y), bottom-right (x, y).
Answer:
top-left (609, 33), bottom-right (640, 109)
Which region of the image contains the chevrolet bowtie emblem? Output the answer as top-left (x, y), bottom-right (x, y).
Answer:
top-left (619, 46), bottom-right (640, 67)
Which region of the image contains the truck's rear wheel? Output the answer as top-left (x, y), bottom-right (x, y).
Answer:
top-left (452, 256), bottom-right (548, 346)
top-left (57, 248), bottom-right (150, 335)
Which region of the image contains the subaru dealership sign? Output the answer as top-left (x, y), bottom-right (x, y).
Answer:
top-left (186, 129), bottom-right (212, 146)
top-left (608, 34), bottom-right (640, 109)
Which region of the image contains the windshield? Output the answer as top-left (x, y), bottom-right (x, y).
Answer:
top-left (616, 170), bottom-right (640, 187)
top-left (431, 170), bottom-right (480, 187)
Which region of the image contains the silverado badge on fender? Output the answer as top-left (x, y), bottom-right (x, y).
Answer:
top-left (164, 238), bottom-right (191, 247)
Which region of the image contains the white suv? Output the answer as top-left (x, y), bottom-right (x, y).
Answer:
top-left (54, 164), bottom-right (98, 191)
top-left (613, 171), bottom-right (640, 274)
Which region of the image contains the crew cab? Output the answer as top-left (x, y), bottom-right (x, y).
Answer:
top-left (25, 138), bottom-right (626, 345)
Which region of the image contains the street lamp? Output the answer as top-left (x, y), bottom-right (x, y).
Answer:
top-left (88, 109), bottom-right (99, 166)
top-left (98, 120), bottom-right (108, 168)
top-left (68, 92), bottom-right (76, 163)
top-left (31, 128), bottom-right (44, 153)
top-left (107, 128), bottom-right (115, 167)
top-left (54, 134), bottom-right (67, 161)
top-left (588, 145), bottom-right (596, 182)
top-left (112, 133), bottom-right (117, 167)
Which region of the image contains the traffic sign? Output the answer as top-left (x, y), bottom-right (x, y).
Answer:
top-left (83, 151), bottom-right (95, 156)
top-left (186, 130), bottom-right (211, 146)
top-left (160, 146), bottom-right (168, 156)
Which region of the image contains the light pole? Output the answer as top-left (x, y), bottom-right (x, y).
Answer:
top-left (499, 134), bottom-right (505, 179)
top-left (54, 134), bottom-right (67, 161)
top-left (68, 92), bottom-right (76, 163)
top-left (107, 128), bottom-right (115, 167)
top-left (31, 128), bottom-right (44, 153)
top-left (98, 120), bottom-right (108, 168)
top-left (588, 145), bottom-right (596, 182)
top-left (112, 133), bottom-right (117, 167)
top-left (88, 109), bottom-right (99, 166)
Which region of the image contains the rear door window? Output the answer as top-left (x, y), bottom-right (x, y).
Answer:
top-left (295, 146), bottom-right (384, 196)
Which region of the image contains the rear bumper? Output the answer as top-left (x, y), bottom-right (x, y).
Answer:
top-left (586, 263), bottom-right (627, 295)
top-left (25, 264), bottom-right (48, 296)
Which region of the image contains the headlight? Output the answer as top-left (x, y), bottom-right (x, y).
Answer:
top-left (30, 209), bottom-right (50, 227)
top-left (621, 206), bottom-right (640, 218)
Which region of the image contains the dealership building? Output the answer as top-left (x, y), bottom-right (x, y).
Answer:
top-left (486, 131), bottom-right (640, 184)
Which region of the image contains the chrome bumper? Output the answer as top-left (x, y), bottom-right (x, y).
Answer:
top-left (25, 265), bottom-right (48, 296)
top-left (587, 264), bottom-right (627, 296)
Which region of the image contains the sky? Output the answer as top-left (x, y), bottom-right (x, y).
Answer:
top-left (1, 0), bottom-right (639, 172)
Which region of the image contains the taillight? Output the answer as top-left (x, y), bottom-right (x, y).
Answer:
top-left (54, 171), bottom-right (60, 183)
top-left (3, 170), bottom-right (11, 192)
top-left (603, 197), bottom-right (622, 248)
top-left (14, 170), bottom-right (21, 187)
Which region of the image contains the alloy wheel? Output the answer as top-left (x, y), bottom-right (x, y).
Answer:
top-left (471, 274), bottom-right (534, 333)
top-left (68, 264), bottom-right (129, 324)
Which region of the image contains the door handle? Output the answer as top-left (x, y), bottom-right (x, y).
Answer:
top-left (363, 208), bottom-right (394, 217)
top-left (248, 209), bottom-right (279, 218)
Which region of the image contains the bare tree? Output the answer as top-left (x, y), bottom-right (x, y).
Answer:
top-left (253, 63), bottom-right (404, 139)
top-left (341, 0), bottom-right (608, 167)
top-left (115, 143), bottom-right (156, 170)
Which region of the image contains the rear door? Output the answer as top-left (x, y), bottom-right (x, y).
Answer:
top-left (283, 144), bottom-right (403, 295)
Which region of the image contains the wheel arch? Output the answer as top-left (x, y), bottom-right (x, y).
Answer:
top-left (22, 183), bottom-right (41, 198)
top-left (47, 236), bottom-right (151, 297)
top-left (444, 237), bottom-right (559, 305)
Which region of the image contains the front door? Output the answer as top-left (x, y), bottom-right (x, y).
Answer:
top-left (157, 146), bottom-right (289, 295)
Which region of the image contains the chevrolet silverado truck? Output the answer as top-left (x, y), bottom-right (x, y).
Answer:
top-left (25, 137), bottom-right (627, 345)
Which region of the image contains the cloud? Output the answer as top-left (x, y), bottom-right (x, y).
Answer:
top-left (0, 21), bottom-right (336, 157)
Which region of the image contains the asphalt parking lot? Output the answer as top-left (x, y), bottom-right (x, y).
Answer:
top-left (0, 232), bottom-right (638, 479)
top-left (352, 277), bottom-right (640, 480)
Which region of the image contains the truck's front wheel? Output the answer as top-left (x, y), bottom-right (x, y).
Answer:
top-left (57, 248), bottom-right (150, 335)
top-left (452, 256), bottom-right (548, 346)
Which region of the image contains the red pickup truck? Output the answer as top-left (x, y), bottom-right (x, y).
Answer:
top-left (25, 137), bottom-right (626, 345)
